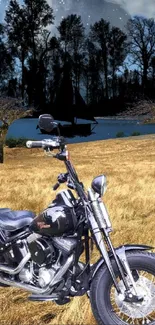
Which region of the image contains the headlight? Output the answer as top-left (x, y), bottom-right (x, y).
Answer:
top-left (91, 175), bottom-right (107, 196)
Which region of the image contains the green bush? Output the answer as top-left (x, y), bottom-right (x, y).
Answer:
top-left (116, 131), bottom-right (125, 138)
top-left (131, 132), bottom-right (141, 136)
top-left (5, 137), bottom-right (29, 148)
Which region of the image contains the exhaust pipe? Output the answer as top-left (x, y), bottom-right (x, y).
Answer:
top-left (48, 254), bottom-right (74, 288)
top-left (28, 294), bottom-right (59, 301)
top-left (0, 276), bottom-right (50, 294)
top-left (0, 253), bottom-right (31, 275)
top-left (0, 254), bottom-right (74, 294)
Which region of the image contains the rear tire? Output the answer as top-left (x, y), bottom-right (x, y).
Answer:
top-left (90, 251), bottom-right (155, 325)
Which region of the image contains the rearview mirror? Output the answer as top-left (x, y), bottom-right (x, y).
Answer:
top-left (38, 114), bottom-right (57, 133)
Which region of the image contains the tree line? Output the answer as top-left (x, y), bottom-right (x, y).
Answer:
top-left (1, 0), bottom-right (155, 116)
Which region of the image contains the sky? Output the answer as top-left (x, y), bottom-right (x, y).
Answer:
top-left (0, 0), bottom-right (154, 73)
top-left (105, 0), bottom-right (155, 18)
top-left (46, 0), bottom-right (130, 31)
top-left (0, 0), bottom-right (129, 30)
top-left (0, 0), bottom-right (154, 32)
top-left (0, 0), bottom-right (155, 33)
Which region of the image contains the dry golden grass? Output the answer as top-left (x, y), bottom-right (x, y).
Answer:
top-left (1, 135), bottom-right (155, 325)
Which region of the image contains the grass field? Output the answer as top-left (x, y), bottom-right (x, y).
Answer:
top-left (0, 135), bottom-right (155, 325)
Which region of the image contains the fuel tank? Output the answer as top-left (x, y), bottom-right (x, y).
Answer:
top-left (30, 190), bottom-right (78, 237)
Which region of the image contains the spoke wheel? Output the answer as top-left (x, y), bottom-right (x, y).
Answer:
top-left (90, 251), bottom-right (155, 325)
top-left (111, 271), bottom-right (155, 324)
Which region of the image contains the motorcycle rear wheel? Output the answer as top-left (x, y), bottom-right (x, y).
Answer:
top-left (90, 251), bottom-right (155, 325)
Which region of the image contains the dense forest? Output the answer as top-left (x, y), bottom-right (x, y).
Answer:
top-left (0, 0), bottom-right (155, 117)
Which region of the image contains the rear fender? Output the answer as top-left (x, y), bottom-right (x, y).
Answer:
top-left (90, 244), bottom-right (153, 280)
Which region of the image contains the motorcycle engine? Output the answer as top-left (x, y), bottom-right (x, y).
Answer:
top-left (27, 234), bottom-right (57, 266)
top-left (17, 233), bottom-right (81, 289)
top-left (38, 266), bottom-right (57, 288)
top-left (17, 233), bottom-right (58, 287)
top-left (18, 261), bottom-right (59, 288)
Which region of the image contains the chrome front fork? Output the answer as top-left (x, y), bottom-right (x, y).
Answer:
top-left (87, 205), bottom-right (121, 293)
top-left (116, 246), bottom-right (141, 297)
top-left (87, 188), bottom-right (141, 298)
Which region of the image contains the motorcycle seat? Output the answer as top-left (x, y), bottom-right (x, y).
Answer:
top-left (0, 208), bottom-right (11, 213)
top-left (0, 210), bottom-right (35, 231)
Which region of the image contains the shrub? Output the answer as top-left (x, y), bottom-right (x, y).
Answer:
top-left (131, 132), bottom-right (141, 136)
top-left (116, 131), bottom-right (125, 138)
top-left (5, 137), bottom-right (29, 148)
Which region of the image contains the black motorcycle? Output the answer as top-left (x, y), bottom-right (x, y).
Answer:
top-left (0, 115), bottom-right (155, 325)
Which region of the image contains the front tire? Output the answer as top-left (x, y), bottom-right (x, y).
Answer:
top-left (90, 251), bottom-right (155, 325)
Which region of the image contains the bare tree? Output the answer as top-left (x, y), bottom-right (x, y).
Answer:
top-left (127, 16), bottom-right (155, 92)
top-left (0, 97), bottom-right (33, 163)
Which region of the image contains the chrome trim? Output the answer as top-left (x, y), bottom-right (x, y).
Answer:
top-left (87, 206), bottom-right (121, 293)
top-left (88, 188), bottom-right (106, 229)
top-left (48, 254), bottom-right (74, 287)
top-left (98, 200), bottom-right (112, 230)
top-left (0, 276), bottom-right (49, 294)
top-left (116, 246), bottom-right (140, 296)
top-left (0, 252), bottom-right (31, 275)
top-left (0, 254), bottom-right (74, 294)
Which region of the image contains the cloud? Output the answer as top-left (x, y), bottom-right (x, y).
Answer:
top-left (105, 0), bottom-right (155, 18)
top-left (46, 0), bottom-right (130, 31)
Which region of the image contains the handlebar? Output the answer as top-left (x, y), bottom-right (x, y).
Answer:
top-left (26, 139), bottom-right (82, 194)
top-left (53, 182), bottom-right (60, 191)
top-left (26, 139), bottom-right (61, 150)
top-left (26, 141), bottom-right (44, 148)
top-left (52, 173), bottom-right (68, 191)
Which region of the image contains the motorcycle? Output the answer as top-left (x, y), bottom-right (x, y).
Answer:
top-left (0, 114), bottom-right (155, 325)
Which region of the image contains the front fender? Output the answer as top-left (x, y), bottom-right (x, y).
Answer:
top-left (91, 244), bottom-right (153, 280)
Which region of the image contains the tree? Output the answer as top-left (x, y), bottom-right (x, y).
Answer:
top-left (46, 36), bottom-right (62, 105)
top-left (83, 39), bottom-right (102, 104)
top-left (24, 0), bottom-right (54, 106)
top-left (57, 14), bottom-right (85, 90)
top-left (109, 27), bottom-right (127, 97)
top-left (5, 0), bottom-right (54, 103)
top-left (0, 97), bottom-right (33, 163)
top-left (127, 16), bottom-right (155, 92)
top-left (0, 23), bottom-right (14, 94)
top-left (90, 19), bottom-right (127, 99)
top-left (151, 56), bottom-right (155, 82)
top-left (24, 0), bottom-right (54, 61)
top-left (26, 30), bottom-right (51, 108)
top-left (5, 0), bottom-right (30, 100)
top-left (90, 19), bottom-right (110, 98)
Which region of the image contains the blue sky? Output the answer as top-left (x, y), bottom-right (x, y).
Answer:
top-left (0, 0), bottom-right (9, 21)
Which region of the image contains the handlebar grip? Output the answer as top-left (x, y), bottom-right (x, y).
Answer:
top-left (26, 141), bottom-right (43, 148)
top-left (53, 182), bottom-right (60, 191)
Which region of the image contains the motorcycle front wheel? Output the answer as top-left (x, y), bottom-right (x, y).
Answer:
top-left (90, 251), bottom-right (155, 325)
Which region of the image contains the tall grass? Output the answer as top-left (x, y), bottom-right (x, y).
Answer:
top-left (0, 135), bottom-right (155, 324)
